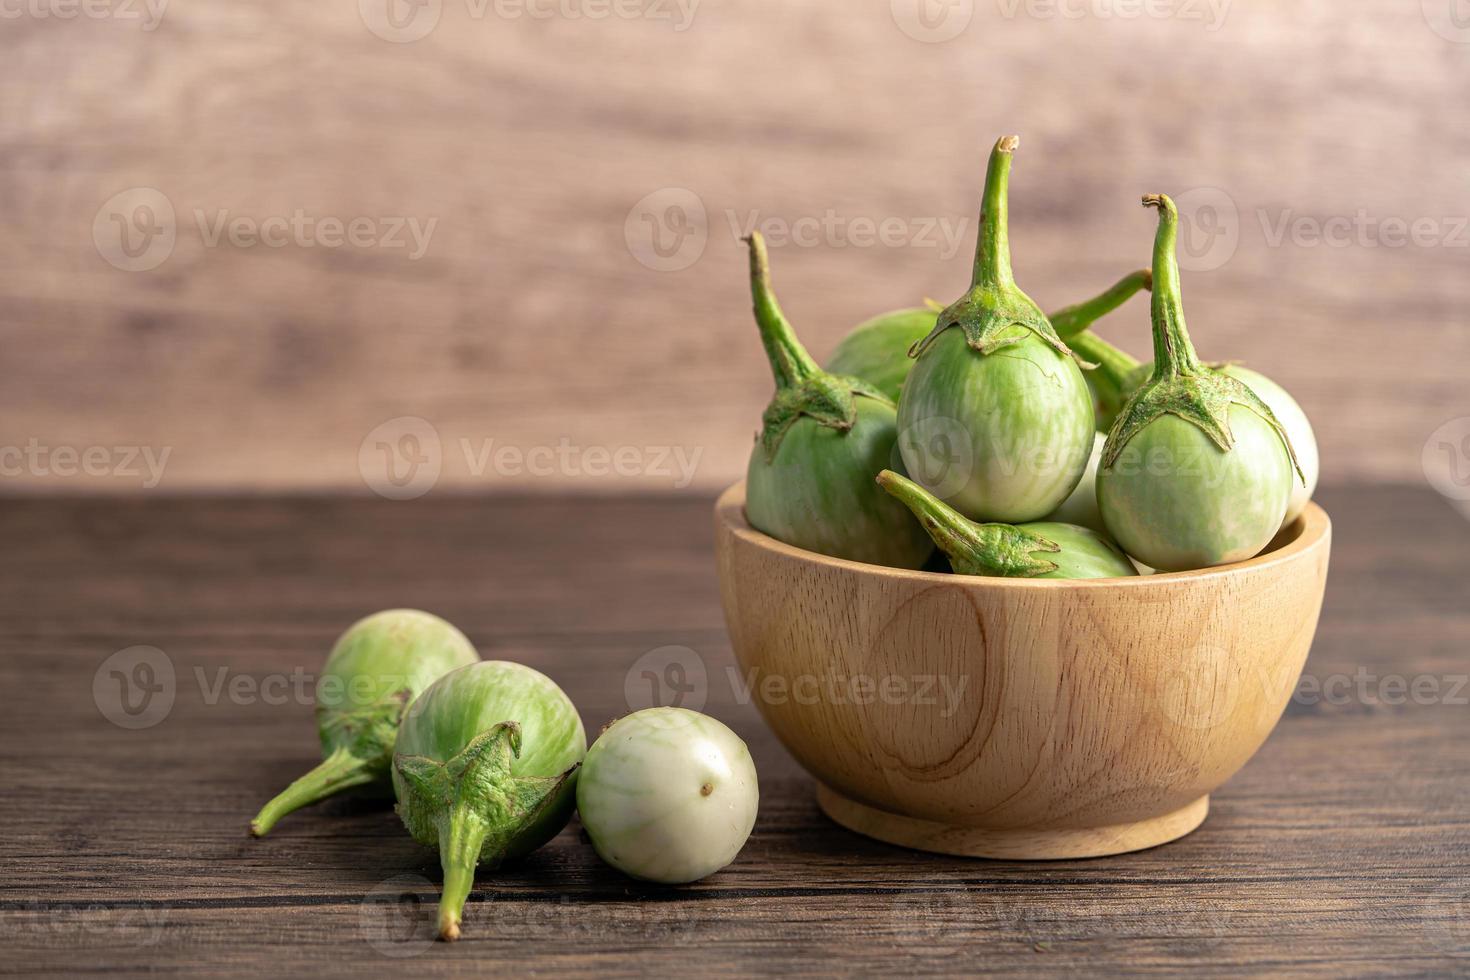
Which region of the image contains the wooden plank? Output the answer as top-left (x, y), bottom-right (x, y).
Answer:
top-left (1, 2), bottom-right (1467, 492)
top-left (0, 486), bottom-right (1466, 974)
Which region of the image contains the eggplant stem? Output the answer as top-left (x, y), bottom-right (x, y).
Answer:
top-left (398, 722), bottom-right (582, 943)
top-left (744, 231), bottom-right (821, 391)
top-left (1142, 195), bottom-right (1203, 378)
top-left (910, 135), bottom-right (1068, 361)
top-left (875, 470), bottom-right (1060, 578)
top-left (249, 746), bottom-right (375, 837)
top-left (1049, 269), bottom-right (1152, 340)
top-left (972, 135), bottom-right (1019, 289)
top-left (436, 803), bottom-right (491, 942)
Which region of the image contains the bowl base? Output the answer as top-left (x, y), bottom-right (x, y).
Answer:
top-left (817, 786), bottom-right (1209, 859)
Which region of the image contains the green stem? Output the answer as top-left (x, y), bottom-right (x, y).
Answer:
top-left (250, 746), bottom-right (376, 836)
top-left (1142, 194), bottom-right (1203, 377)
top-left (436, 804), bottom-right (491, 942)
top-left (877, 470), bottom-right (988, 565)
top-left (1049, 269), bottom-right (1152, 340)
top-left (1068, 330), bottom-right (1142, 394)
top-left (876, 471), bottom-right (1059, 578)
top-left (972, 135), bottom-right (1019, 289)
top-left (745, 231), bottom-right (820, 391)
top-left (394, 722), bottom-right (580, 943)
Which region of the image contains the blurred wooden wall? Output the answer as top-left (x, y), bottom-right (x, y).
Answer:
top-left (2, 0), bottom-right (1466, 494)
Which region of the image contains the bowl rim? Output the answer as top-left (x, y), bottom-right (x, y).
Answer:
top-left (716, 481), bottom-right (1331, 588)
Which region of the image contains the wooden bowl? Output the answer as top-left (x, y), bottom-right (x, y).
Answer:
top-left (714, 482), bottom-right (1331, 859)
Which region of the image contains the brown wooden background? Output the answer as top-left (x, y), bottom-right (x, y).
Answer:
top-left (2, 0), bottom-right (1467, 493)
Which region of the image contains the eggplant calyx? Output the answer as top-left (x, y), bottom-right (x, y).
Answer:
top-left (911, 285), bottom-right (1068, 360)
top-left (1101, 370), bottom-right (1304, 486)
top-left (248, 690), bottom-right (412, 836)
top-left (876, 470), bottom-right (1061, 578)
top-left (394, 722), bottom-right (580, 943)
top-left (758, 373), bottom-right (891, 461)
top-left (316, 687), bottom-right (413, 768)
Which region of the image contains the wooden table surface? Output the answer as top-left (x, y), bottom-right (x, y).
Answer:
top-left (2, 485), bottom-right (1467, 976)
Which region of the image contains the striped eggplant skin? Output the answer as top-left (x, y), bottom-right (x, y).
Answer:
top-left (392, 660), bottom-right (585, 941)
top-left (1097, 406), bottom-right (1292, 572)
top-left (1043, 431), bottom-right (1106, 534)
top-left (739, 231), bottom-right (932, 570)
top-left (576, 708), bottom-right (758, 885)
top-left (249, 609), bottom-right (479, 837)
top-left (1016, 522), bottom-right (1138, 580)
top-left (895, 137), bottom-right (1094, 524)
top-left (825, 270), bottom-right (1147, 422)
top-left (1093, 342), bottom-right (1317, 533)
top-left (1096, 194), bottom-right (1300, 574)
top-left (897, 326), bottom-right (1094, 523)
top-left (1222, 366), bottom-right (1318, 527)
top-left (315, 610), bottom-right (480, 756)
top-left (745, 397), bottom-right (934, 569)
top-left (823, 307), bottom-right (937, 404)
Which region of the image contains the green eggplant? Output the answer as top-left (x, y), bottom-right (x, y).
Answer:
top-left (741, 231), bottom-right (932, 569)
top-left (1070, 329), bottom-right (1150, 433)
top-left (1072, 330), bottom-right (1319, 529)
top-left (250, 609), bottom-right (480, 836)
top-left (823, 304), bottom-right (939, 403)
top-left (1044, 431), bottom-right (1107, 534)
top-left (1096, 195), bottom-right (1304, 572)
top-left (822, 269), bottom-right (1149, 414)
top-left (393, 660), bottom-right (586, 941)
top-left (877, 470), bottom-right (1136, 579)
top-left (897, 136), bottom-right (1095, 523)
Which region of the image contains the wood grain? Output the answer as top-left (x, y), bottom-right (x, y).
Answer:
top-left (1, 2), bottom-right (1467, 493)
top-left (0, 485), bottom-right (1466, 974)
top-left (716, 484), bottom-right (1330, 857)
